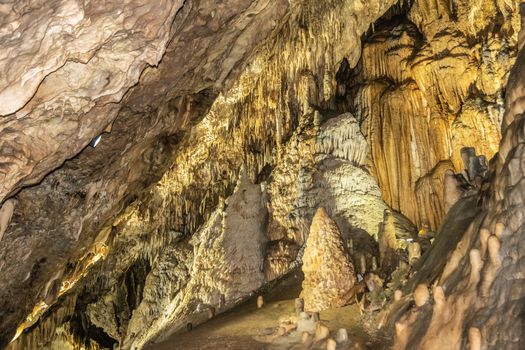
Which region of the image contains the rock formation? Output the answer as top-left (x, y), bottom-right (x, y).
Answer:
top-left (300, 207), bottom-right (356, 312)
top-left (0, 0), bottom-right (293, 345)
top-left (0, 199), bottom-right (15, 242)
top-left (1, 0), bottom-right (524, 349)
top-left (388, 3), bottom-right (525, 349)
top-left (344, 1), bottom-right (518, 230)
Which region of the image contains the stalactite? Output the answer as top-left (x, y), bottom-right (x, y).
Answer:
top-left (316, 113), bottom-right (368, 166)
top-left (348, 8), bottom-right (515, 229)
top-left (8, 295), bottom-right (78, 350)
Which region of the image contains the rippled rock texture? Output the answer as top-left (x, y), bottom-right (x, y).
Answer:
top-left (388, 4), bottom-right (525, 350)
top-left (343, 0), bottom-right (520, 230)
top-left (1, 0), bottom-right (524, 349)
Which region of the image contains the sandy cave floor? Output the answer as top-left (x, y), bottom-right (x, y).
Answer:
top-left (146, 272), bottom-right (382, 350)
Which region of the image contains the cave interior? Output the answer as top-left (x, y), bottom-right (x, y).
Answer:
top-left (1, 0), bottom-right (525, 349)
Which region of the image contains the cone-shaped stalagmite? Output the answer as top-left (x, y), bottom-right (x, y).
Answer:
top-left (379, 209), bottom-right (399, 273)
top-left (300, 208), bottom-right (357, 312)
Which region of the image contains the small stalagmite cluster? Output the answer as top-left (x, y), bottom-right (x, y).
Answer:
top-left (2, 0), bottom-right (525, 350)
top-left (387, 7), bottom-right (525, 347)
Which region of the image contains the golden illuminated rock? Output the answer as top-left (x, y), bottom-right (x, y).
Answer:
top-left (3, 0), bottom-right (524, 348)
top-left (352, 8), bottom-right (515, 229)
top-left (0, 0), bottom-right (293, 344)
top-left (391, 4), bottom-right (525, 349)
top-left (300, 208), bottom-right (356, 312)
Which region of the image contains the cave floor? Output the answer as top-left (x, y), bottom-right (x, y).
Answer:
top-left (146, 272), bottom-right (379, 350)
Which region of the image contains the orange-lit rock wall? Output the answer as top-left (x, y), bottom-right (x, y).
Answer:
top-left (346, 0), bottom-right (520, 229)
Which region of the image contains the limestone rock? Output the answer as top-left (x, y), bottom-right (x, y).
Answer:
top-left (4, 0), bottom-right (522, 348)
top-left (300, 208), bottom-right (356, 312)
top-left (349, 11), bottom-right (514, 229)
top-left (378, 209), bottom-right (399, 273)
top-left (1, 0), bottom-right (403, 341)
top-left (0, 0), bottom-right (184, 202)
top-left (267, 111), bottom-right (417, 281)
top-left (390, 5), bottom-right (525, 349)
top-left (139, 171), bottom-right (268, 346)
top-left (316, 113), bottom-right (368, 166)
top-left (327, 338), bottom-right (337, 350)
top-left (443, 170), bottom-right (470, 213)
top-left (315, 323), bottom-right (330, 342)
top-left (335, 328), bottom-right (349, 343)
top-left (0, 0), bottom-right (291, 343)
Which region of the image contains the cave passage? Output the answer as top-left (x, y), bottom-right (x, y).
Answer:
top-left (1, 1), bottom-right (525, 350)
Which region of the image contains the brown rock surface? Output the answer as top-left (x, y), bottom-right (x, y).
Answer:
top-left (2, 0), bottom-right (524, 349)
top-left (0, 0), bottom-right (184, 201)
top-left (2, 0), bottom-right (405, 346)
top-left (345, 1), bottom-right (520, 229)
top-left (300, 208), bottom-right (356, 312)
top-left (390, 4), bottom-right (525, 349)
top-left (0, 0), bottom-right (291, 345)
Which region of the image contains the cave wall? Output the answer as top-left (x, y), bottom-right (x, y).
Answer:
top-left (2, 0), bottom-right (524, 349)
top-left (390, 7), bottom-right (525, 348)
top-left (343, 0), bottom-right (520, 230)
top-left (3, 0), bottom-right (402, 348)
top-left (0, 0), bottom-right (291, 346)
top-left (0, 0), bottom-right (289, 204)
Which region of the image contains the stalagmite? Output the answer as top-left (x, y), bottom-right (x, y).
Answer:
top-left (335, 328), bottom-right (348, 343)
top-left (479, 228), bottom-right (491, 258)
top-left (372, 257), bottom-right (378, 271)
top-left (379, 209), bottom-right (399, 272)
top-left (468, 249), bottom-right (482, 286)
top-left (359, 254), bottom-right (367, 275)
top-left (494, 222), bottom-right (506, 239)
top-left (407, 242), bottom-right (421, 265)
top-left (394, 290), bottom-right (403, 301)
top-left (481, 235), bottom-right (502, 297)
top-left (295, 298), bottom-right (305, 314)
top-left (257, 296), bottom-right (264, 309)
top-left (315, 323), bottom-right (330, 342)
top-left (2, 0), bottom-right (522, 349)
top-left (300, 208), bottom-right (357, 312)
top-left (469, 327), bottom-right (482, 350)
top-left (326, 338), bottom-right (337, 350)
top-left (301, 331), bottom-right (313, 346)
top-left (414, 284), bottom-right (430, 307)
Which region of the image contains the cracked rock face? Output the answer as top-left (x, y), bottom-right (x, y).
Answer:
top-left (0, 0), bottom-right (290, 204)
top-left (0, 0), bottom-right (183, 200)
